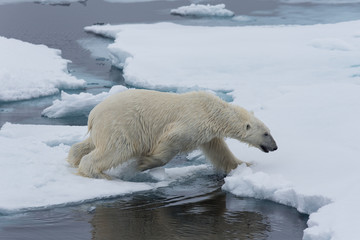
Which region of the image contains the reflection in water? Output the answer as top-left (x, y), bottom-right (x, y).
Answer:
top-left (91, 192), bottom-right (269, 239)
top-left (90, 189), bottom-right (307, 240)
top-left (0, 184), bottom-right (308, 240)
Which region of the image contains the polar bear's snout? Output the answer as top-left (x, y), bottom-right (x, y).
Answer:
top-left (260, 134), bottom-right (278, 153)
top-left (260, 144), bottom-right (277, 153)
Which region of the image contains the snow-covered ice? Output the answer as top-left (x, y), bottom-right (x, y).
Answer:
top-left (84, 21), bottom-right (360, 97)
top-left (0, 123), bottom-right (209, 213)
top-left (42, 85), bottom-right (128, 118)
top-left (170, 4), bottom-right (234, 18)
top-left (0, 37), bottom-right (85, 102)
top-left (84, 21), bottom-right (360, 239)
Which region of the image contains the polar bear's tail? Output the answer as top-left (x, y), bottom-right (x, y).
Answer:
top-left (67, 137), bottom-right (95, 168)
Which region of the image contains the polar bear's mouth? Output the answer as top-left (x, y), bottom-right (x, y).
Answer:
top-left (260, 145), bottom-right (269, 153)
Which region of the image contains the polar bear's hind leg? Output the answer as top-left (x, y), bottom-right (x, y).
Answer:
top-left (67, 137), bottom-right (95, 167)
top-left (78, 147), bottom-right (133, 179)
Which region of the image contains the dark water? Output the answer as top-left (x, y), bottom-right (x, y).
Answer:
top-left (0, 0), bottom-right (182, 126)
top-left (4, 0), bottom-right (359, 238)
top-left (0, 175), bottom-right (308, 240)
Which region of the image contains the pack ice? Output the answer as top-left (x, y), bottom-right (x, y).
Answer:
top-left (0, 37), bottom-right (85, 102)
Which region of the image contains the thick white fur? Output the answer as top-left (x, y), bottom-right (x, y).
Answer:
top-left (68, 89), bottom-right (276, 179)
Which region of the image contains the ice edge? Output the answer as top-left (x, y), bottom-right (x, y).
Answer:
top-left (222, 164), bottom-right (333, 239)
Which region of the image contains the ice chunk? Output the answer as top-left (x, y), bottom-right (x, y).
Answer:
top-left (0, 37), bottom-right (85, 102)
top-left (170, 4), bottom-right (234, 18)
top-left (84, 24), bottom-right (123, 40)
top-left (42, 85), bottom-right (128, 118)
top-left (222, 164), bottom-right (331, 214)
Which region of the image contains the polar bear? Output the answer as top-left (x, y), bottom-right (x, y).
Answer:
top-left (68, 89), bottom-right (277, 179)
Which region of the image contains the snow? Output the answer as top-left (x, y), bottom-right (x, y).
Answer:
top-left (0, 0), bottom-right (86, 5)
top-left (0, 123), bottom-right (209, 213)
top-left (0, 37), bottom-right (85, 102)
top-left (42, 85), bottom-right (128, 118)
top-left (170, 4), bottom-right (234, 18)
top-left (84, 21), bottom-right (360, 94)
top-left (84, 21), bottom-right (360, 239)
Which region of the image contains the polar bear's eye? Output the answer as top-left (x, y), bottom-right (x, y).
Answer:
top-left (264, 133), bottom-right (269, 137)
top-left (246, 124), bottom-right (251, 130)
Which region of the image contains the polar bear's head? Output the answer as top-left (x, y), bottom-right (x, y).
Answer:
top-left (241, 114), bottom-right (278, 153)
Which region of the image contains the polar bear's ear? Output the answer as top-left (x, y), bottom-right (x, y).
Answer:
top-left (250, 111), bottom-right (254, 115)
top-left (246, 124), bottom-right (251, 130)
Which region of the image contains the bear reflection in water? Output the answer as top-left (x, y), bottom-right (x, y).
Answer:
top-left (89, 189), bottom-right (307, 240)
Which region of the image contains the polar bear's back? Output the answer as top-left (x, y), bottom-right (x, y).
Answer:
top-left (87, 89), bottom-right (224, 151)
top-left (90, 89), bottom-right (208, 122)
top-left (90, 89), bottom-right (221, 123)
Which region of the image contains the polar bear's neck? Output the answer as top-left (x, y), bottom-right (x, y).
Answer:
top-left (198, 95), bottom-right (250, 140)
top-left (215, 105), bottom-right (250, 140)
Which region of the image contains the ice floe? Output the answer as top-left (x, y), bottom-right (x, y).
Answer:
top-left (0, 37), bottom-right (85, 102)
top-left (0, 123), bottom-right (209, 213)
top-left (84, 20), bottom-right (360, 239)
top-left (222, 164), bottom-right (331, 215)
top-left (170, 4), bottom-right (234, 18)
top-left (42, 85), bottom-right (128, 118)
top-left (84, 21), bottom-right (360, 95)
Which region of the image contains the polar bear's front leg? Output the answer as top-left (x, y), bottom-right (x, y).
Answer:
top-left (200, 137), bottom-right (248, 173)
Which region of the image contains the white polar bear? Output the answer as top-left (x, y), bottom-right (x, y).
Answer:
top-left (68, 89), bottom-right (277, 179)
